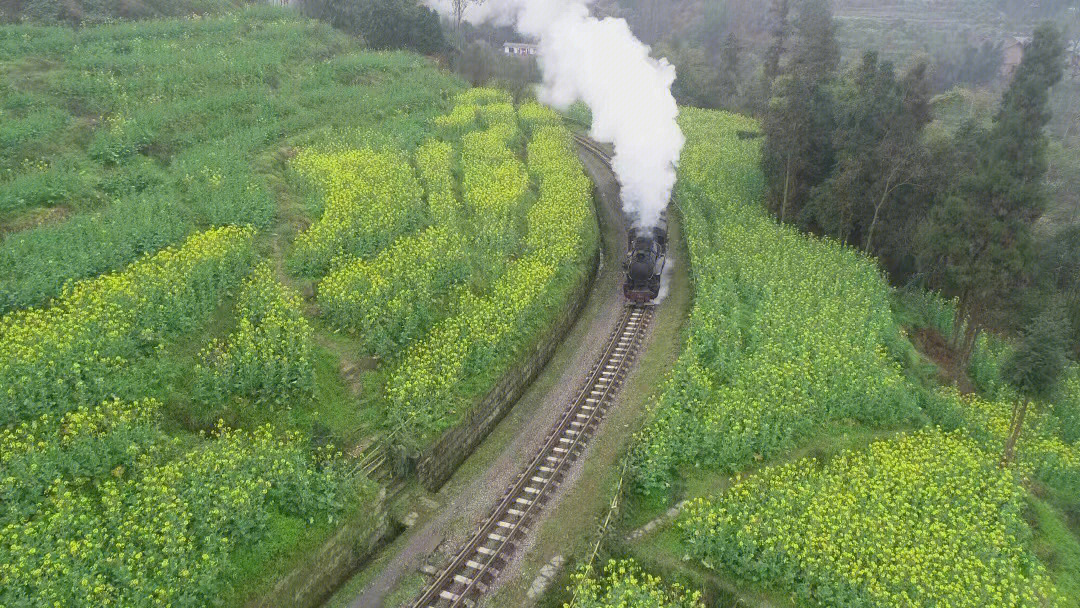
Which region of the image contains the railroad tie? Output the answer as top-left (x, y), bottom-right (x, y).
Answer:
top-left (465, 560), bottom-right (498, 576)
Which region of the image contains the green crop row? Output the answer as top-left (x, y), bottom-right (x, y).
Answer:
top-left (319, 226), bottom-right (469, 358)
top-left (0, 8), bottom-right (461, 314)
top-left (194, 263), bottom-right (315, 406)
top-left (288, 147), bottom-right (426, 277)
top-left (0, 405), bottom-right (370, 608)
top-left (380, 105), bottom-right (595, 445)
top-left (0, 225), bottom-right (255, 426)
top-left (680, 429), bottom-right (1061, 607)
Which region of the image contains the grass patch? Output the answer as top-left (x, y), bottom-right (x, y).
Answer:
top-left (1030, 496), bottom-right (1080, 602)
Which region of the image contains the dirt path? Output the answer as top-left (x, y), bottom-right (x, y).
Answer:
top-left (343, 143), bottom-right (627, 608)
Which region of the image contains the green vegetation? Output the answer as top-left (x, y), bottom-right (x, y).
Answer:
top-left (0, 6), bottom-right (600, 606)
top-left (288, 147), bottom-right (426, 277)
top-left (0, 0), bottom-right (254, 25)
top-left (0, 226), bottom-right (256, 425)
top-left (194, 263), bottom-right (316, 407)
top-left (296, 0), bottom-right (445, 54)
top-left (0, 6), bottom-right (456, 313)
top-left (618, 107), bottom-right (1080, 607)
top-left (681, 430), bottom-right (1060, 607)
top-left (567, 559), bottom-right (703, 608)
top-left (632, 108), bottom-right (919, 496)
top-left (0, 399), bottom-right (374, 608)
top-left (380, 96), bottom-right (598, 446)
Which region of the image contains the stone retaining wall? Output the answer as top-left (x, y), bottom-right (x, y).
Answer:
top-left (415, 245), bottom-right (601, 492)
top-left (247, 492), bottom-right (389, 608)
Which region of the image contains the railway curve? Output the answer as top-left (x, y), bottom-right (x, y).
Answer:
top-left (409, 137), bottom-right (654, 608)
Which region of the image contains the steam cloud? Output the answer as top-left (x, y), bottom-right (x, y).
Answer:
top-left (424, 0), bottom-right (684, 229)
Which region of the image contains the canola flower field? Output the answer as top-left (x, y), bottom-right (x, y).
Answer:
top-left (1, 32), bottom-right (597, 597)
top-left (194, 263), bottom-right (316, 406)
top-left (0, 6), bottom-right (459, 314)
top-left (632, 108), bottom-right (919, 495)
top-left (680, 430), bottom-right (1060, 607)
top-left (293, 90), bottom-right (597, 446)
top-left (2, 67), bottom-right (597, 608)
top-left (0, 401), bottom-right (371, 607)
top-left (566, 559), bottom-right (704, 608)
top-left (0, 226), bottom-right (256, 425)
top-left (0, 7), bottom-right (596, 605)
top-left (0, 226), bottom-right (373, 606)
top-left (620, 108), bottom-right (1080, 607)
top-left (288, 147), bottom-right (426, 278)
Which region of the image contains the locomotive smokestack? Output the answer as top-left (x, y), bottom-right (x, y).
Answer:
top-left (424, 0), bottom-right (685, 230)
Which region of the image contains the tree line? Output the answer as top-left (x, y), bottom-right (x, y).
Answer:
top-left (758, 0), bottom-right (1077, 382)
top-left (296, 0), bottom-right (445, 54)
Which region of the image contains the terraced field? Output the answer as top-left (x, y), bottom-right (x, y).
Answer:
top-left (0, 7), bottom-right (598, 606)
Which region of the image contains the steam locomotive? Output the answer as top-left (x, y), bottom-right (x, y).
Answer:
top-left (623, 212), bottom-right (668, 303)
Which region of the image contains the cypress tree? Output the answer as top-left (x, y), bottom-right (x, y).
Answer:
top-left (761, 0), bottom-right (838, 224)
top-left (1001, 305), bottom-right (1070, 466)
top-left (918, 24), bottom-right (1065, 365)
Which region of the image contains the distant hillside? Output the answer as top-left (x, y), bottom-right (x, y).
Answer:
top-left (601, 0), bottom-right (1077, 58)
top-left (0, 0), bottom-right (258, 25)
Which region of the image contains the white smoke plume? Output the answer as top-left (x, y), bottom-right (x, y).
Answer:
top-left (424, 0), bottom-right (684, 229)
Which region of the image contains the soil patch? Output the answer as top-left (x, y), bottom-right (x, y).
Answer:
top-left (912, 327), bottom-right (975, 394)
top-left (0, 205), bottom-right (73, 235)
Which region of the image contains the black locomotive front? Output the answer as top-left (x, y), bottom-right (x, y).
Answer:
top-left (623, 213), bottom-right (668, 303)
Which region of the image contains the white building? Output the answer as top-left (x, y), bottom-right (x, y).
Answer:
top-left (503, 43), bottom-right (539, 57)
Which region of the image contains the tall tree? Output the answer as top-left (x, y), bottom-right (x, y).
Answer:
top-left (451, 0), bottom-right (485, 31)
top-left (763, 0), bottom-right (791, 84)
top-left (918, 24), bottom-right (1066, 365)
top-left (761, 0), bottom-right (838, 223)
top-left (1038, 225), bottom-right (1080, 359)
top-left (804, 52), bottom-right (932, 252)
top-left (717, 32), bottom-right (741, 109)
top-left (1001, 305), bottom-right (1071, 467)
top-left (788, 0), bottom-right (840, 84)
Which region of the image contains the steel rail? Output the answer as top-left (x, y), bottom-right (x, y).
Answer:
top-left (571, 133), bottom-right (613, 170)
top-left (412, 304), bottom-right (651, 608)
top-left (411, 131), bottom-right (644, 608)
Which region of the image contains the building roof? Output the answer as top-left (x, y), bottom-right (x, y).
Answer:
top-left (503, 42), bottom-right (538, 49)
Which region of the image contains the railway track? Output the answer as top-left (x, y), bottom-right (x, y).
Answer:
top-left (572, 133), bottom-right (613, 170)
top-left (410, 132), bottom-right (644, 608)
top-left (411, 303), bottom-right (654, 608)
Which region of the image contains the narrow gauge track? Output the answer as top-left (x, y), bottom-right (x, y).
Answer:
top-left (572, 133), bottom-right (612, 170)
top-left (412, 304), bottom-right (652, 608)
top-left (411, 133), bottom-right (651, 608)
